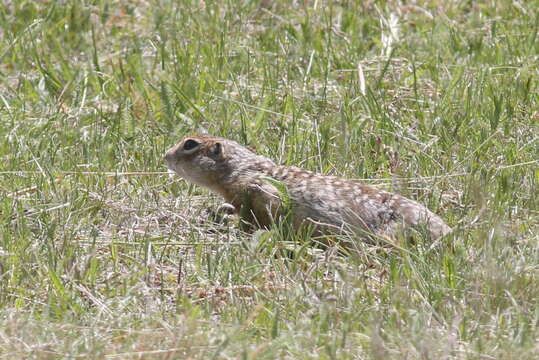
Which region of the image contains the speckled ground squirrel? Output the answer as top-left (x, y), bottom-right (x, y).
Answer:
top-left (165, 134), bottom-right (451, 243)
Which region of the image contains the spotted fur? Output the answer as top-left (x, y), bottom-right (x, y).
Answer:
top-left (165, 134), bottom-right (452, 243)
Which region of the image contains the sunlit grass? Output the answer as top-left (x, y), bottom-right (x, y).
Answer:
top-left (0, 0), bottom-right (537, 358)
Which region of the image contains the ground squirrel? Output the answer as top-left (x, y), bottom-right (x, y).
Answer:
top-left (165, 134), bottom-right (451, 243)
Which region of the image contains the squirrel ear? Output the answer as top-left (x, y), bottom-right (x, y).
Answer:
top-left (210, 142), bottom-right (223, 157)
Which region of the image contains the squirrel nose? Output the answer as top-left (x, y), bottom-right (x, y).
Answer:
top-left (165, 147), bottom-right (176, 162)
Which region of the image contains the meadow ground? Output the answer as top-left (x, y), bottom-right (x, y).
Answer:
top-left (0, 1), bottom-right (538, 358)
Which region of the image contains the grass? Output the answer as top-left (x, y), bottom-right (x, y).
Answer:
top-left (0, 0), bottom-right (538, 358)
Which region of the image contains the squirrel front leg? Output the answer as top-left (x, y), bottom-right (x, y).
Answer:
top-left (234, 183), bottom-right (282, 231)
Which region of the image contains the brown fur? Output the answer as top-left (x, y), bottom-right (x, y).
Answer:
top-left (165, 134), bottom-right (452, 243)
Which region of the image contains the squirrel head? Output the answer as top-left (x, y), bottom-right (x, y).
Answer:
top-left (166, 134), bottom-right (276, 195)
top-left (165, 135), bottom-right (228, 190)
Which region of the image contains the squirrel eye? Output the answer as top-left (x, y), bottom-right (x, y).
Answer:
top-left (183, 139), bottom-right (199, 151)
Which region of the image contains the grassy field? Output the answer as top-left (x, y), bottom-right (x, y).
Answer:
top-left (1, 0), bottom-right (538, 358)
